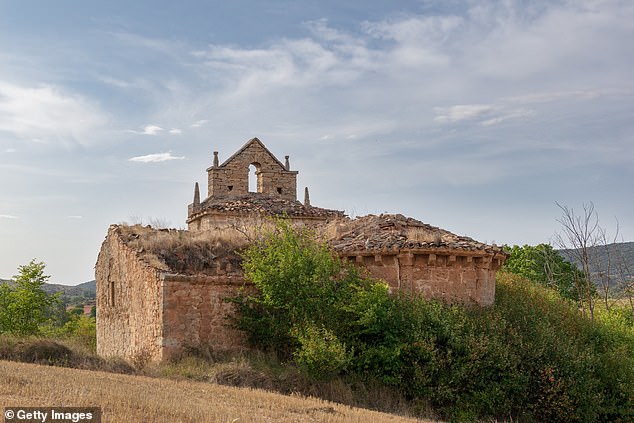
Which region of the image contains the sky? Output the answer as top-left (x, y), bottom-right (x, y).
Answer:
top-left (0, 0), bottom-right (632, 285)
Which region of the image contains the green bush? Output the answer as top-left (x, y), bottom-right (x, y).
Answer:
top-left (486, 273), bottom-right (634, 422)
top-left (502, 243), bottom-right (584, 301)
top-left (232, 219), bottom-right (387, 362)
top-left (233, 220), bottom-right (634, 422)
top-left (294, 324), bottom-right (352, 378)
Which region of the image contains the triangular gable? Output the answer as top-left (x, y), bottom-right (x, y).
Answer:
top-left (219, 137), bottom-right (287, 170)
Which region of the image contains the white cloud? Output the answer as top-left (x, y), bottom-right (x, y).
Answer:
top-left (111, 31), bottom-right (185, 58)
top-left (480, 109), bottom-right (535, 126)
top-left (126, 125), bottom-right (164, 135)
top-left (143, 125), bottom-right (163, 135)
top-left (465, 1), bottom-right (634, 82)
top-left (128, 152), bottom-right (185, 163)
top-left (0, 214), bottom-right (17, 219)
top-left (434, 102), bottom-right (535, 126)
top-left (145, 1), bottom-right (631, 151)
top-left (169, 128), bottom-right (182, 134)
top-left (97, 75), bottom-right (132, 89)
top-left (433, 104), bottom-right (495, 123)
top-left (363, 14), bottom-right (464, 43)
top-left (196, 25), bottom-right (374, 100)
top-left (67, 215), bottom-right (83, 219)
top-left (4, 148), bottom-right (16, 153)
top-left (504, 89), bottom-right (618, 105)
top-left (0, 81), bottom-right (107, 146)
top-left (191, 119), bottom-right (208, 128)
top-left (362, 15), bottom-right (463, 67)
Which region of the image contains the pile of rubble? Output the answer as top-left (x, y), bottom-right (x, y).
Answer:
top-left (328, 214), bottom-right (504, 254)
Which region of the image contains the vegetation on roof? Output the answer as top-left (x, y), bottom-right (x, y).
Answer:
top-left (115, 224), bottom-right (248, 275)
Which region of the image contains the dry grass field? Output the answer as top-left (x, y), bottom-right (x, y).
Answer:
top-left (0, 360), bottom-right (437, 422)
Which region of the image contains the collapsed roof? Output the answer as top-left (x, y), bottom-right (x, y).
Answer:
top-left (328, 214), bottom-right (505, 255)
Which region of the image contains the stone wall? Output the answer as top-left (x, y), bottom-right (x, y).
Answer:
top-left (161, 274), bottom-right (247, 359)
top-left (188, 211), bottom-right (329, 232)
top-left (342, 249), bottom-right (504, 306)
top-left (207, 139), bottom-right (298, 201)
top-left (96, 226), bottom-right (165, 362)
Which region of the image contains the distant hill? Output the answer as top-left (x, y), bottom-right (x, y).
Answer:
top-left (0, 278), bottom-right (96, 306)
top-left (43, 280), bottom-right (96, 305)
top-left (558, 241), bottom-right (634, 285)
top-left (41, 279), bottom-right (96, 296)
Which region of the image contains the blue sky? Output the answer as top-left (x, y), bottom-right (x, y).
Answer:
top-left (1, 0), bottom-right (632, 284)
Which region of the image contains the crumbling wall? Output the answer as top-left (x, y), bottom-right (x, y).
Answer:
top-left (96, 226), bottom-right (164, 362)
top-left (161, 274), bottom-right (247, 359)
top-left (96, 225), bottom-right (249, 362)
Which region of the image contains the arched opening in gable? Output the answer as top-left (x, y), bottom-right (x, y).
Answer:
top-left (248, 162), bottom-right (261, 193)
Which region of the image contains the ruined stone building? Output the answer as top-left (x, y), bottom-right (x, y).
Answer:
top-left (187, 137), bottom-right (344, 231)
top-left (96, 138), bottom-right (506, 362)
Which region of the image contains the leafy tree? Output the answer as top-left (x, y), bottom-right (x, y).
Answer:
top-left (233, 219), bottom-right (381, 372)
top-left (0, 260), bottom-right (60, 335)
top-left (502, 244), bottom-right (586, 302)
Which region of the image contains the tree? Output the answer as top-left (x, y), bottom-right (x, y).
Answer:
top-left (0, 260), bottom-right (60, 335)
top-left (502, 243), bottom-right (583, 301)
top-left (232, 219), bottom-right (378, 375)
top-left (554, 202), bottom-right (622, 319)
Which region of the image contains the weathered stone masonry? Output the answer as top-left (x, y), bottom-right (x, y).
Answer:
top-left (96, 226), bottom-right (246, 362)
top-left (96, 225), bottom-right (164, 361)
top-left (187, 138), bottom-right (344, 232)
top-left (207, 137), bottom-right (297, 201)
top-left (342, 249), bottom-right (499, 305)
top-left (329, 214), bottom-right (506, 305)
top-left (97, 138), bottom-right (507, 361)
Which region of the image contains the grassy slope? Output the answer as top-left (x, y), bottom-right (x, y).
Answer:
top-left (0, 360), bottom-right (434, 423)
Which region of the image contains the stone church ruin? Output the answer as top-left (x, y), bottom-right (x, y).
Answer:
top-left (96, 138), bottom-right (507, 362)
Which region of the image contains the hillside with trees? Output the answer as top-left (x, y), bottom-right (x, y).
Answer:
top-left (42, 280), bottom-right (96, 307)
top-left (559, 241), bottom-right (634, 285)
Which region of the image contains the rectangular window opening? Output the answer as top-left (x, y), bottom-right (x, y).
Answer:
top-left (109, 280), bottom-right (115, 307)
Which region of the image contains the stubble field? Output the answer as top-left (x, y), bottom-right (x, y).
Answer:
top-left (0, 360), bottom-right (434, 422)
